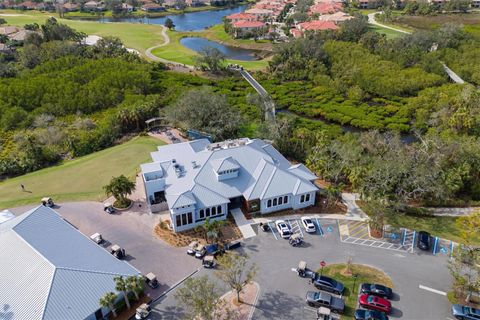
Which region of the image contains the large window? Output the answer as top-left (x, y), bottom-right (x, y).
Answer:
top-left (206, 208), bottom-right (211, 217)
top-left (199, 209), bottom-right (204, 219)
top-left (217, 205), bottom-right (222, 214)
top-left (212, 206), bottom-right (216, 215)
top-left (305, 194), bottom-right (310, 202)
top-left (273, 198), bottom-right (277, 206)
top-left (284, 196), bottom-right (288, 204)
top-left (267, 199), bottom-right (272, 208)
top-left (176, 212), bottom-right (193, 227)
top-left (300, 195), bottom-right (305, 203)
top-left (279, 197), bottom-right (283, 205)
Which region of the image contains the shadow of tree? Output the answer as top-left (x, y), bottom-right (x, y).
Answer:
top-left (254, 290), bottom-right (301, 319)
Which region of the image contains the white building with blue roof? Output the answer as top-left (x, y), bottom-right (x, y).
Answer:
top-left (141, 138), bottom-right (319, 232)
top-left (0, 205), bottom-right (140, 320)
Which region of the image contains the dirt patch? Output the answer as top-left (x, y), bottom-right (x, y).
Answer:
top-left (154, 214), bottom-right (243, 247)
top-left (221, 282), bottom-right (259, 320)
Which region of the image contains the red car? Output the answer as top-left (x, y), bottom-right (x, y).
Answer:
top-left (358, 294), bottom-right (392, 314)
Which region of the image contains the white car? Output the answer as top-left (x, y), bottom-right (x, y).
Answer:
top-left (275, 220), bottom-right (292, 239)
top-left (301, 217), bottom-right (316, 233)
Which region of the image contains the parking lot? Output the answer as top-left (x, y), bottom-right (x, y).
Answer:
top-left (152, 217), bottom-right (453, 320)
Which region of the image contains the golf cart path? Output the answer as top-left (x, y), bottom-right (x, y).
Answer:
top-left (368, 12), bottom-right (466, 84)
top-left (145, 25), bottom-right (194, 70)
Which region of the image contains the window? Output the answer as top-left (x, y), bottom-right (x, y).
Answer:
top-left (279, 197), bottom-right (283, 205)
top-left (187, 212), bottom-right (193, 224)
top-left (284, 195), bottom-right (288, 204)
top-left (273, 198), bottom-right (277, 206)
top-left (199, 209), bottom-right (204, 219)
top-left (305, 194), bottom-right (310, 202)
top-left (206, 208), bottom-right (210, 217)
top-left (217, 205), bottom-right (222, 214)
top-left (212, 206), bottom-right (216, 215)
top-left (300, 195), bottom-right (305, 203)
top-left (176, 215), bottom-right (181, 227)
top-left (267, 199), bottom-right (272, 208)
top-left (182, 214), bottom-right (187, 226)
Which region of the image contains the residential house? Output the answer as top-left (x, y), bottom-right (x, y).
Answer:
top-left (473, 0), bottom-right (480, 7)
top-left (0, 26), bottom-right (19, 36)
top-left (141, 138), bottom-right (319, 232)
top-left (62, 2), bottom-right (79, 11)
top-left (297, 20), bottom-right (338, 32)
top-left (309, 2), bottom-right (343, 15)
top-left (16, 0), bottom-right (43, 10)
top-left (83, 0), bottom-right (105, 11)
top-left (121, 3), bottom-right (134, 11)
top-left (231, 20), bottom-right (266, 37)
top-left (245, 8), bottom-right (274, 20)
top-left (289, 27), bottom-right (303, 38)
top-left (225, 12), bottom-right (256, 23)
top-left (317, 11), bottom-right (353, 23)
top-left (8, 29), bottom-right (35, 41)
top-left (141, 3), bottom-right (165, 11)
top-left (0, 206), bottom-right (140, 320)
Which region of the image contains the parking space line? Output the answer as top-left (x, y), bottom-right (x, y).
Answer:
top-left (268, 222), bottom-right (278, 240)
top-left (419, 285), bottom-right (447, 296)
top-left (315, 218), bottom-right (324, 236)
top-left (296, 219), bottom-right (304, 237)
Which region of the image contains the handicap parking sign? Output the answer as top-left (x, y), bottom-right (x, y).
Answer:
top-left (391, 233), bottom-right (397, 240)
top-left (440, 247), bottom-right (447, 254)
top-left (326, 226), bottom-right (333, 233)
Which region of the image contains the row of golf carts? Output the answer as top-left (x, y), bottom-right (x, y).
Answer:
top-left (187, 240), bottom-right (242, 268)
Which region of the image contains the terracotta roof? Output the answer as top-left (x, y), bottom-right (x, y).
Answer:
top-left (142, 3), bottom-right (162, 8)
top-left (0, 26), bottom-right (19, 35)
top-left (226, 12), bottom-right (256, 20)
top-left (232, 20), bottom-right (265, 28)
top-left (317, 11), bottom-right (352, 22)
top-left (290, 28), bottom-right (302, 38)
top-left (298, 20), bottom-right (338, 31)
top-left (309, 2), bottom-right (342, 14)
top-left (245, 8), bottom-right (273, 14)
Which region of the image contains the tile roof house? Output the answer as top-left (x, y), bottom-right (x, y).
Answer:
top-left (62, 2), bottom-right (79, 11)
top-left (297, 20), bottom-right (338, 32)
top-left (0, 26), bottom-right (20, 35)
top-left (0, 206), bottom-right (140, 320)
top-left (309, 2), bottom-right (343, 15)
top-left (245, 8), bottom-right (274, 19)
top-left (141, 138), bottom-right (318, 232)
top-left (226, 12), bottom-right (256, 23)
top-left (317, 11), bottom-right (353, 22)
top-left (141, 2), bottom-right (165, 11)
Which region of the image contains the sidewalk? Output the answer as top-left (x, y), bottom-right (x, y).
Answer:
top-left (231, 208), bottom-right (256, 239)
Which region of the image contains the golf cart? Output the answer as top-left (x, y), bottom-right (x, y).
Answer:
top-left (195, 244), bottom-right (206, 259)
top-left (90, 232), bottom-right (103, 244)
top-left (41, 197), bottom-right (54, 207)
top-left (135, 303), bottom-right (151, 320)
top-left (187, 241), bottom-right (200, 255)
top-left (144, 272), bottom-right (159, 289)
top-left (297, 261), bottom-right (317, 279)
top-left (110, 244), bottom-right (126, 259)
top-left (289, 233), bottom-right (303, 247)
top-left (317, 306), bottom-right (339, 320)
top-left (202, 255), bottom-right (216, 269)
top-left (103, 203), bottom-right (115, 214)
top-left (259, 222), bottom-right (270, 232)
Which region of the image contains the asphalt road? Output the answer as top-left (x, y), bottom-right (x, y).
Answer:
top-left (151, 219), bottom-right (453, 320)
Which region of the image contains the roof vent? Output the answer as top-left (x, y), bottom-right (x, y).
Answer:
top-left (172, 159), bottom-right (176, 164)
top-left (192, 161), bottom-right (198, 168)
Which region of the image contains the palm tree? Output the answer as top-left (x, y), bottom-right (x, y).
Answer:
top-left (114, 276), bottom-right (131, 309)
top-left (103, 175), bottom-right (136, 208)
top-left (126, 275), bottom-right (144, 301)
top-left (99, 292), bottom-right (118, 318)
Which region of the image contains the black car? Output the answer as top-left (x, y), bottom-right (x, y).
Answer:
top-left (360, 283), bottom-right (393, 299)
top-left (354, 309), bottom-right (389, 320)
top-left (417, 231), bottom-right (431, 250)
top-left (313, 275), bottom-right (345, 295)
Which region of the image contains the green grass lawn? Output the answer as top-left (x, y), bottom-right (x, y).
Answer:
top-left (0, 9), bottom-right (165, 55)
top-left (0, 136), bottom-right (163, 209)
top-left (370, 24), bottom-right (406, 39)
top-left (151, 29), bottom-right (270, 70)
top-left (318, 264), bottom-right (394, 319)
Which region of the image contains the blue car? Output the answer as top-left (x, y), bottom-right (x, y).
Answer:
top-left (354, 309), bottom-right (389, 320)
top-left (452, 304), bottom-right (480, 320)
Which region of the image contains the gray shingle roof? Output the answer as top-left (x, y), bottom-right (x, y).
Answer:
top-left (0, 206), bottom-right (139, 320)
top-left (142, 138), bottom-right (318, 209)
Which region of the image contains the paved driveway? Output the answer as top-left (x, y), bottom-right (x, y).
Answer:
top-left (152, 219), bottom-right (453, 320)
top-left (9, 202), bottom-right (200, 299)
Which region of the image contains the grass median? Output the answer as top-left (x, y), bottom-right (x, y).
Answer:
top-left (0, 136), bottom-right (163, 209)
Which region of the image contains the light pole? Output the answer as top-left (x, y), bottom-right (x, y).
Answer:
top-left (352, 274), bottom-right (359, 294)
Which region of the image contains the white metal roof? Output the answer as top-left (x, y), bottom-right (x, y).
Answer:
top-left (0, 206), bottom-right (139, 320)
top-left (142, 138), bottom-right (318, 210)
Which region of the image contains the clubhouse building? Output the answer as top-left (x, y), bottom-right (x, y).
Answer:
top-left (141, 138), bottom-right (319, 232)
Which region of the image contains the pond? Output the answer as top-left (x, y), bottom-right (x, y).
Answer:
top-left (180, 37), bottom-right (260, 61)
top-left (99, 5), bottom-right (248, 31)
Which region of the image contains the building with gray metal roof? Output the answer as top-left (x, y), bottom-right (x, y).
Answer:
top-left (0, 205), bottom-right (140, 320)
top-left (141, 138), bottom-right (319, 232)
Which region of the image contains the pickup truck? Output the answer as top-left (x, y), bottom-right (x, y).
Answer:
top-left (306, 291), bottom-right (345, 314)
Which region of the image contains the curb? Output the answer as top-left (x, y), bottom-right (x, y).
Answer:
top-left (151, 268), bottom-right (199, 304)
top-left (248, 282), bottom-right (261, 320)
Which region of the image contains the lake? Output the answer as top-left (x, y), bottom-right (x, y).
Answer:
top-left (100, 5), bottom-right (248, 31)
top-left (180, 37), bottom-right (260, 61)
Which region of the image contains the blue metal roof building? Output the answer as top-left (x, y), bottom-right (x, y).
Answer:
top-left (0, 206), bottom-right (140, 320)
